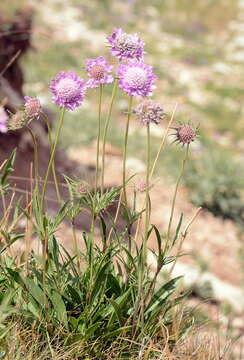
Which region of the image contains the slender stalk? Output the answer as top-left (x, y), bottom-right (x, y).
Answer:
top-left (42, 114), bottom-right (62, 204)
top-left (27, 126), bottom-right (39, 193)
top-left (101, 78), bottom-right (118, 193)
top-left (150, 102), bottom-right (178, 180)
top-left (165, 144), bottom-right (189, 249)
top-left (143, 123), bottom-right (151, 259)
top-left (41, 107), bottom-right (65, 212)
top-left (134, 123), bottom-right (151, 334)
top-left (122, 96), bottom-right (133, 207)
top-left (88, 210), bottom-right (96, 298)
top-left (95, 84), bottom-right (103, 194)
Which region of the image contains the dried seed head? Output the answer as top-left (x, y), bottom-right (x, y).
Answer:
top-left (174, 124), bottom-right (197, 145)
top-left (134, 100), bottom-right (164, 125)
top-left (8, 111), bottom-right (27, 130)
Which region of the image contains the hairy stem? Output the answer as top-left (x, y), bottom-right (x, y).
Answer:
top-left (101, 78), bottom-right (118, 193)
top-left (122, 96), bottom-right (133, 208)
top-left (150, 103), bottom-right (178, 179)
top-left (95, 84), bottom-right (103, 194)
top-left (166, 144), bottom-right (189, 250)
top-left (27, 126), bottom-right (39, 194)
top-left (41, 107), bottom-right (65, 212)
top-left (43, 114), bottom-right (62, 204)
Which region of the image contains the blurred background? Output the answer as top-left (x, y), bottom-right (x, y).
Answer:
top-left (0, 0), bottom-right (244, 346)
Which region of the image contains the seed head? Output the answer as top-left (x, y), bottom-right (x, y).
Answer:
top-left (8, 111), bottom-right (27, 131)
top-left (134, 100), bottom-right (164, 125)
top-left (174, 124), bottom-right (197, 145)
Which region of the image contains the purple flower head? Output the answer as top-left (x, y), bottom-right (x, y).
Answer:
top-left (0, 106), bottom-right (8, 133)
top-left (85, 56), bottom-right (113, 88)
top-left (107, 28), bottom-right (145, 60)
top-left (117, 61), bottom-right (156, 97)
top-left (50, 72), bottom-right (86, 110)
top-left (24, 96), bottom-right (41, 119)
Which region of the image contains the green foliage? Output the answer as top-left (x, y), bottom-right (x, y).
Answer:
top-left (0, 163), bottom-right (189, 358)
top-left (0, 229), bottom-right (186, 357)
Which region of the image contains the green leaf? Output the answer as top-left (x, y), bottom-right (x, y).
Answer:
top-left (49, 290), bottom-right (68, 328)
top-left (102, 326), bottom-right (132, 339)
top-left (83, 322), bottom-right (102, 339)
top-left (151, 225), bottom-right (162, 257)
top-left (145, 276), bottom-right (182, 317)
top-left (0, 149), bottom-right (16, 190)
top-left (22, 277), bottom-right (46, 308)
top-left (172, 214), bottom-right (184, 248)
top-left (108, 297), bottom-right (124, 326)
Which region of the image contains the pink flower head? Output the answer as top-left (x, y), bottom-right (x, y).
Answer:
top-left (50, 72), bottom-right (86, 110)
top-left (107, 28), bottom-right (145, 60)
top-left (24, 96), bottom-right (41, 119)
top-left (0, 106), bottom-right (8, 133)
top-left (117, 61), bottom-right (156, 97)
top-left (85, 56), bottom-right (113, 88)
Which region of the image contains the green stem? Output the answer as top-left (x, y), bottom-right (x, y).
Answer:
top-left (95, 84), bottom-right (103, 194)
top-left (101, 78), bottom-right (118, 193)
top-left (166, 144), bottom-right (189, 249)
top-left (27, 126), bottom-right (39, 194)
top-left (122, 96), bottom-right (133, 208)
top-left (41, 107), bottom-right (65, 212)
top-left (134, 123), bottom-right (151, 334)
top-left (143, 123), bottom-right (151, 260)
top-left (88, 211), bottom-right (96, 298)
top-left (150, 103), bottom-right (178, 180)
top-left (43, 114), bottom-right (62, 204)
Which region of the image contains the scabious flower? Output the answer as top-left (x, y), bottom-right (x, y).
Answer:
top-left (107, 28), bottom-right (145, 60)
top-left (85, 56), bottom-right (113, 88)
top-left (50, 72), bottom-right (86, 110)
top-left (134, 100), bottom-right (164, 125)
top-left (0, 106), bottom-right (8, 133)
top-left (24, 96), bottom-right (42, 119)
top-left (117, 61), bottom-right (156, 97)
top-left (173, 124), bottom-right (197, 146)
